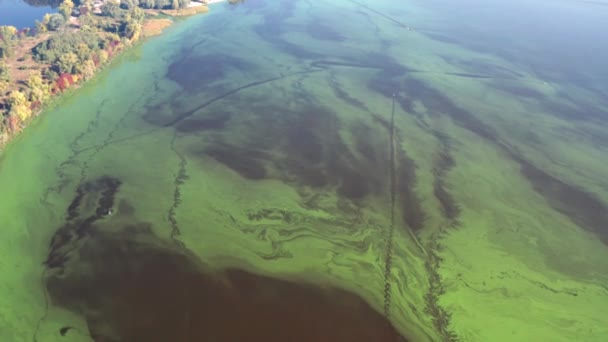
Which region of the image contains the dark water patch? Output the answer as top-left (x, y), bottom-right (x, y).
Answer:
top-left (46, 176), bottom-right (121, 270)
top-left (424, 32), bottom-right (460, 45)
top-left (383, 76), bottom-right (608, 243)
top-left (118, 199), bottom-right (135, 216)
top-left (543, 92), bottom-right (608, 122)
top-left (306, 20), bottom-right (346, 41)
top-left (432, 148), bottom-right (460, 221)
top-left (334, 162), bottom-right (370, 199)
top-left (396, 147), bottom-right (425, 232)
top-left (59, 326), bottom-right (73, 336)
top-left (329, 76), bottom-right (369, 111)
top-left (353, 123), bottom-right (379, 163)
top-left (490, 81), bottom-right (547, 100)
top-left (444, 72), bottom-right (498, 79)
top-left (438, 54), bottom-right (524, 78)
top-left (512, 155), bottom-right (608, 245)
top-left (206, 144), bottom-right (268, 180)
top-left (399, 78), bottom-right (499, 142)
top-left (167, 53), bottom-right (253, 93)
top-left (175, 111), bottom-right (232, 133)
top-left (368, 76), bottom-right (403, 100)
top-left (46, 226), bottom-right (407, 342)
top-left (280, 158), bottom-right (328, 188)
top-left (253, 0), bottom-right (321, 59)
top-left (313, 54), bottom-right (412, 76)
top-left (287, 125), bottom-right (323, 164)
top-left (284, 106), bottom-right (334, 165)
top-left (161, 70), bottom-right (321, 127)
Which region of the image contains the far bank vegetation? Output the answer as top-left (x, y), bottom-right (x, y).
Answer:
top-left (0, 0), bottom-right (207, 147)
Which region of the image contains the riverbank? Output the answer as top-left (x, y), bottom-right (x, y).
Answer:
top-left (0, 0), bottom-right (222, 151)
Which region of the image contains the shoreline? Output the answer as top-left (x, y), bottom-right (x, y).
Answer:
top-left (0, 0), bottom-right (228, 153)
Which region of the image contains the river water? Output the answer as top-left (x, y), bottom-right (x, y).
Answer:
top-left (0, 0), bottom-right (58, 28)
top-left (1, 0), bottom-right (607, 341)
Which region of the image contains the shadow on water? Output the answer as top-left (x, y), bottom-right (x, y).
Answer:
top-left (44, 177), bottom-right (407, 341)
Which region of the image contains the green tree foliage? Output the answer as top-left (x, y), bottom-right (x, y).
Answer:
top-left (7, 90), bottom-right (32, 122)
top-left (59, 0), bottom-right (75, 19)
top-left (32, 30), bottom-right (107, 75)
top-left (27, 71), bottom-right (52, 103)
top-left (47, 13), bottom-right (66, 31)
top-left (156, 0), bottom-right (170, 8)
top-left (35, 20), bottom-right (48, 34)
top-left (0, 61), bottom-right (9, 91)
top-left (139, 0), bottom-right (155, 8)
top-left (0, 61), bottom-right (9, 83)
top-left (33, 29), bottom-right (102, 64)
top-left (78, 59), bottom-right (96, 80)
top-left (120, 0), bottom-right (138, 9)
top-left (130, 7), bottom-right (146, 22)
top-left (57, 52), bottom-right (79, 74)
top-left (0, 26), bottom-right (18, 59)
top-left (102, 2), bottom-right (121, 17)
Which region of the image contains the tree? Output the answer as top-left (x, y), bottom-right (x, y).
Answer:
top-left (0, 61), bottom-right (9, 82)
top-left (57, 52), bottom-right (79, 74)
top-left (154, 0), bottom-right (170, 9)
top-left (47, 14), bottom-right (66, 31)
top-left (8, 91), bottom-right (32, 122)
top-left (76, 43), bottom-right (91, 61)
top-left (139, 0), bottom-right (155, 8)
top-left (59, 0), bottom-right (75, 19)
top-left (102, 2), bottom-right (120, 17)
top-left (97, 50), bottom-right (109, 65)
top-left (0, 26), bottom-right (18, 58)
top-left (120, 0), bottom-right (137, 9)
top-left (82, 0), bottom-right (93, 11)
top-left (123, 19), bottom-right (142, 41)
top-left (130, 7), bottom-right (146, 23)
top-left (35, 20), bottom-right (48, 34)
top-left (0, 26), bottom-right (17, 40)
top-left (27, 71), bottom-right (51, 104)
top-left (78, 59), bottom-right (96, 80)
top-left (0, 61), bottom-right (9, 91)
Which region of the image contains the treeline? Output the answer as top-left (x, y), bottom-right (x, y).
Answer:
top-left (121, 0), bottom-right (190, 10)
top-left (1, 0), bottom-right (154, 146)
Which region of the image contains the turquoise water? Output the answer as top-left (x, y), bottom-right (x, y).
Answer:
top-left (0, 0), bottom-right (58, 29)
top-left (0, 0), bottom-right (607, 341)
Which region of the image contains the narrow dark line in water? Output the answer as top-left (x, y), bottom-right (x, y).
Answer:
top-left (383, 94), bottom-right (397, 318)
top-left (168, 131), bottom-right (188, 249)
top-left (312, 59), bottom-right (521, 81)
top-left (42, 100), bottom-right (110, 204)
top-left (32, 269), bottom-right (49, 342)
top-left (347, 0), bottom-right (417, 31)
top-left (165, 69), bottom-right (323, 127)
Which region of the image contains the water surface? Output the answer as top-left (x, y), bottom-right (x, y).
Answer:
top-left (0, 0), bottom-right (58, 28)
top-left (0, 0), bottom-right (607, 341)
